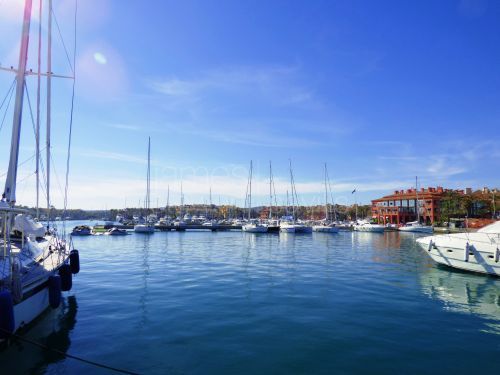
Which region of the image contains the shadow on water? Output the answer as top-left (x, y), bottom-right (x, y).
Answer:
top-left (0, 295), bottom-right (78, 374)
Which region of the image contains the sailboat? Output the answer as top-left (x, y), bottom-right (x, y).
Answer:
top-left (264, 161), bottom-right (280, 232)
top-left (280, 189), bottom-right (295, 233)
top-left (313, 163), bottom-right (339, 233)
top-left (134, 137), bottom-right (155, 234)
top-left (280, 160), bottom-right (312, 233)
top-left (0, 0), bottom-right (79, 340)
top-left (398, 177), bottom-right (433, 233)
top-left (242, 161), bottom-right (267, 233)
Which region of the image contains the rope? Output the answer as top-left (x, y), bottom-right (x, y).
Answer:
top-left (50, 153), bottom-right (65, 211)
top-left (0, 78), bottom-right (15, 112)
top-left (0, 149), bottom-right (45, 179)
top-left (22, 81), bottom-right (51, 206)
top-left (51, 6), bottom-right (74, 75)
top-left (0, 79), bottom-right (16, 133)
top-left (0, 327), bottom-right (140, 375)
top-left (326, 167), bottom-right (337, 221)
top-left (62, 0), bottom-right (78, 235)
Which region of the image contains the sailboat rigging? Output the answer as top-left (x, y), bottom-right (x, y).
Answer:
top-left (134, 137), bottom-right (155, 233)
top-left (242, 161), bottom-right (267, 233)
top-left (280, 159), bottom-right (312, 233)
top-left (0, 0), bottom-right (80, 339)
top-left (398, 176), bottom-right (433, 233)
top-left (312, 163), bottom-right (339, 233)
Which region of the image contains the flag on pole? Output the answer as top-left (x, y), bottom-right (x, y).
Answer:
top-left (352, 188), bottom-right (356, 194)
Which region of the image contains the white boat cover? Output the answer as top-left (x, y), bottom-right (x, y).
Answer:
top-left (13, 214), bottom-right (46, 237)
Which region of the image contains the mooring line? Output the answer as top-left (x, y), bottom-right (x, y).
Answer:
top-left (1, 328), bottom-right (140, 375)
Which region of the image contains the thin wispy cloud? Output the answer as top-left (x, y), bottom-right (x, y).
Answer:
top-left (77, 149), bottom-right (146, 165)
top-left (147, 64), bottom-right (317, 108)
top-left (105, 123), bottom-right (142, 131)
top-left (161, 121), bottom-right (324, 148)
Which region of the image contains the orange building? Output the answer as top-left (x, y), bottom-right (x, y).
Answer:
top-left (371, 186), bottom-right (464, 225)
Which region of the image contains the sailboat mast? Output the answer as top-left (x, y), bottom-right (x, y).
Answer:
top-left (289, 159), bottom-right (295, 220)
top-left (415, 176), bottom-right (419, 223)
top-left (35, 0), bottom-right (42, 218)
top-left (3, 0), bottom-right (33, 205)
top-left (180, 182), bottom-right (183, 217)
top-left (326, 166), bottom-right (337, 221)
top-left (166, 185), bottom-right (169, 217)
top-left (209, 186), bottom-right (212, 219)
top-left (248, 161), bottom-right (252, 220)
top-left (324, 163), bottom-right (328, 221)
top-left (46, 0), bottom-right (52, 221)
top-left (286, 190), bottom-right (289, 216)
top-left (147, 137), bottom-right (151, 211)
top-left (269, 161), bottom-right (272, 220)
top-left (355, 190), bottom-right (358, 220)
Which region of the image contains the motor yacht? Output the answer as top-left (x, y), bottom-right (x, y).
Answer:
top-left (399, 221), bottom-right (433, 234)
top-left (353, 220), bottom-right (385, 233)
top-left (71, 225), bottom-right (92, 236)
top-left (104, 227), bottom-right (129, 236)
top-left (416, 221), bottom-right (500, 276)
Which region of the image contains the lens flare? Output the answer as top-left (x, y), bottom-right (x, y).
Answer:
top-left (93, 52), bottom-right (107, 65)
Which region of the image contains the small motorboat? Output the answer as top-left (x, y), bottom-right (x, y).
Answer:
top-left (71, 225), bottom-right (92, 236)
top-left (398, 221), bottom-right (433, 234)
top-left (242, 221), bottom-right (268, 233)
top-left (105, 227), bottom-right (129, 236)
top-left (353, 220), bottom-right (385, 233)
top-left (134, 224), bottom-right (155, 234)
top-left (312, 223), bottom-right (339, 233)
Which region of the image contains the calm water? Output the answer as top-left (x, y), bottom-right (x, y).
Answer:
top-left (2, 222), bottom-right (500, 374)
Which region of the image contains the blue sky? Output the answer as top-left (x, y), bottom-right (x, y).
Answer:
top-left (0, 0), bottom-right (499, 209)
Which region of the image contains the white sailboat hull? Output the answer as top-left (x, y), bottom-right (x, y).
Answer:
top-left (13, 288), bottom-right (50, 332)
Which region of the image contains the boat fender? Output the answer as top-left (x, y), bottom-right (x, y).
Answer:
top-left (11, 259), bottom-right (23, 303)
top-left (464, 242), bottom-right (470, 262)
top-left (70, 249), bottom-right (80, 274)
top-left (48, 275), bottom-right (62, 308)
top-left (427, 240), bottom-right (433, 252)
top-left (59, 264), bottom-right (72, 291)
top-left (0, 291), bottom-right (15, 339)
top-left (495, 247), bottom-right (500, 263)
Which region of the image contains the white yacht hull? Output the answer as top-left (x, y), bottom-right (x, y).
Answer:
top-left (242, 225), bottom-right (268, 233)
top-left (312, 226), bottom-right (339, 233)
top-left (399, 226), bottom-right (433, 234)
top-left (354, 226), bottom-right (384, 233)
top-left (417, 231), bottom-right (500, 276)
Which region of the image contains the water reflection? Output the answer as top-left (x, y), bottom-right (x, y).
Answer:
top-left (420, 267), bottom-right (500, 333)
top-left (1, 296), bottom-right (78, 374)
top-left (138, 236), bottom-right (150, 329)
